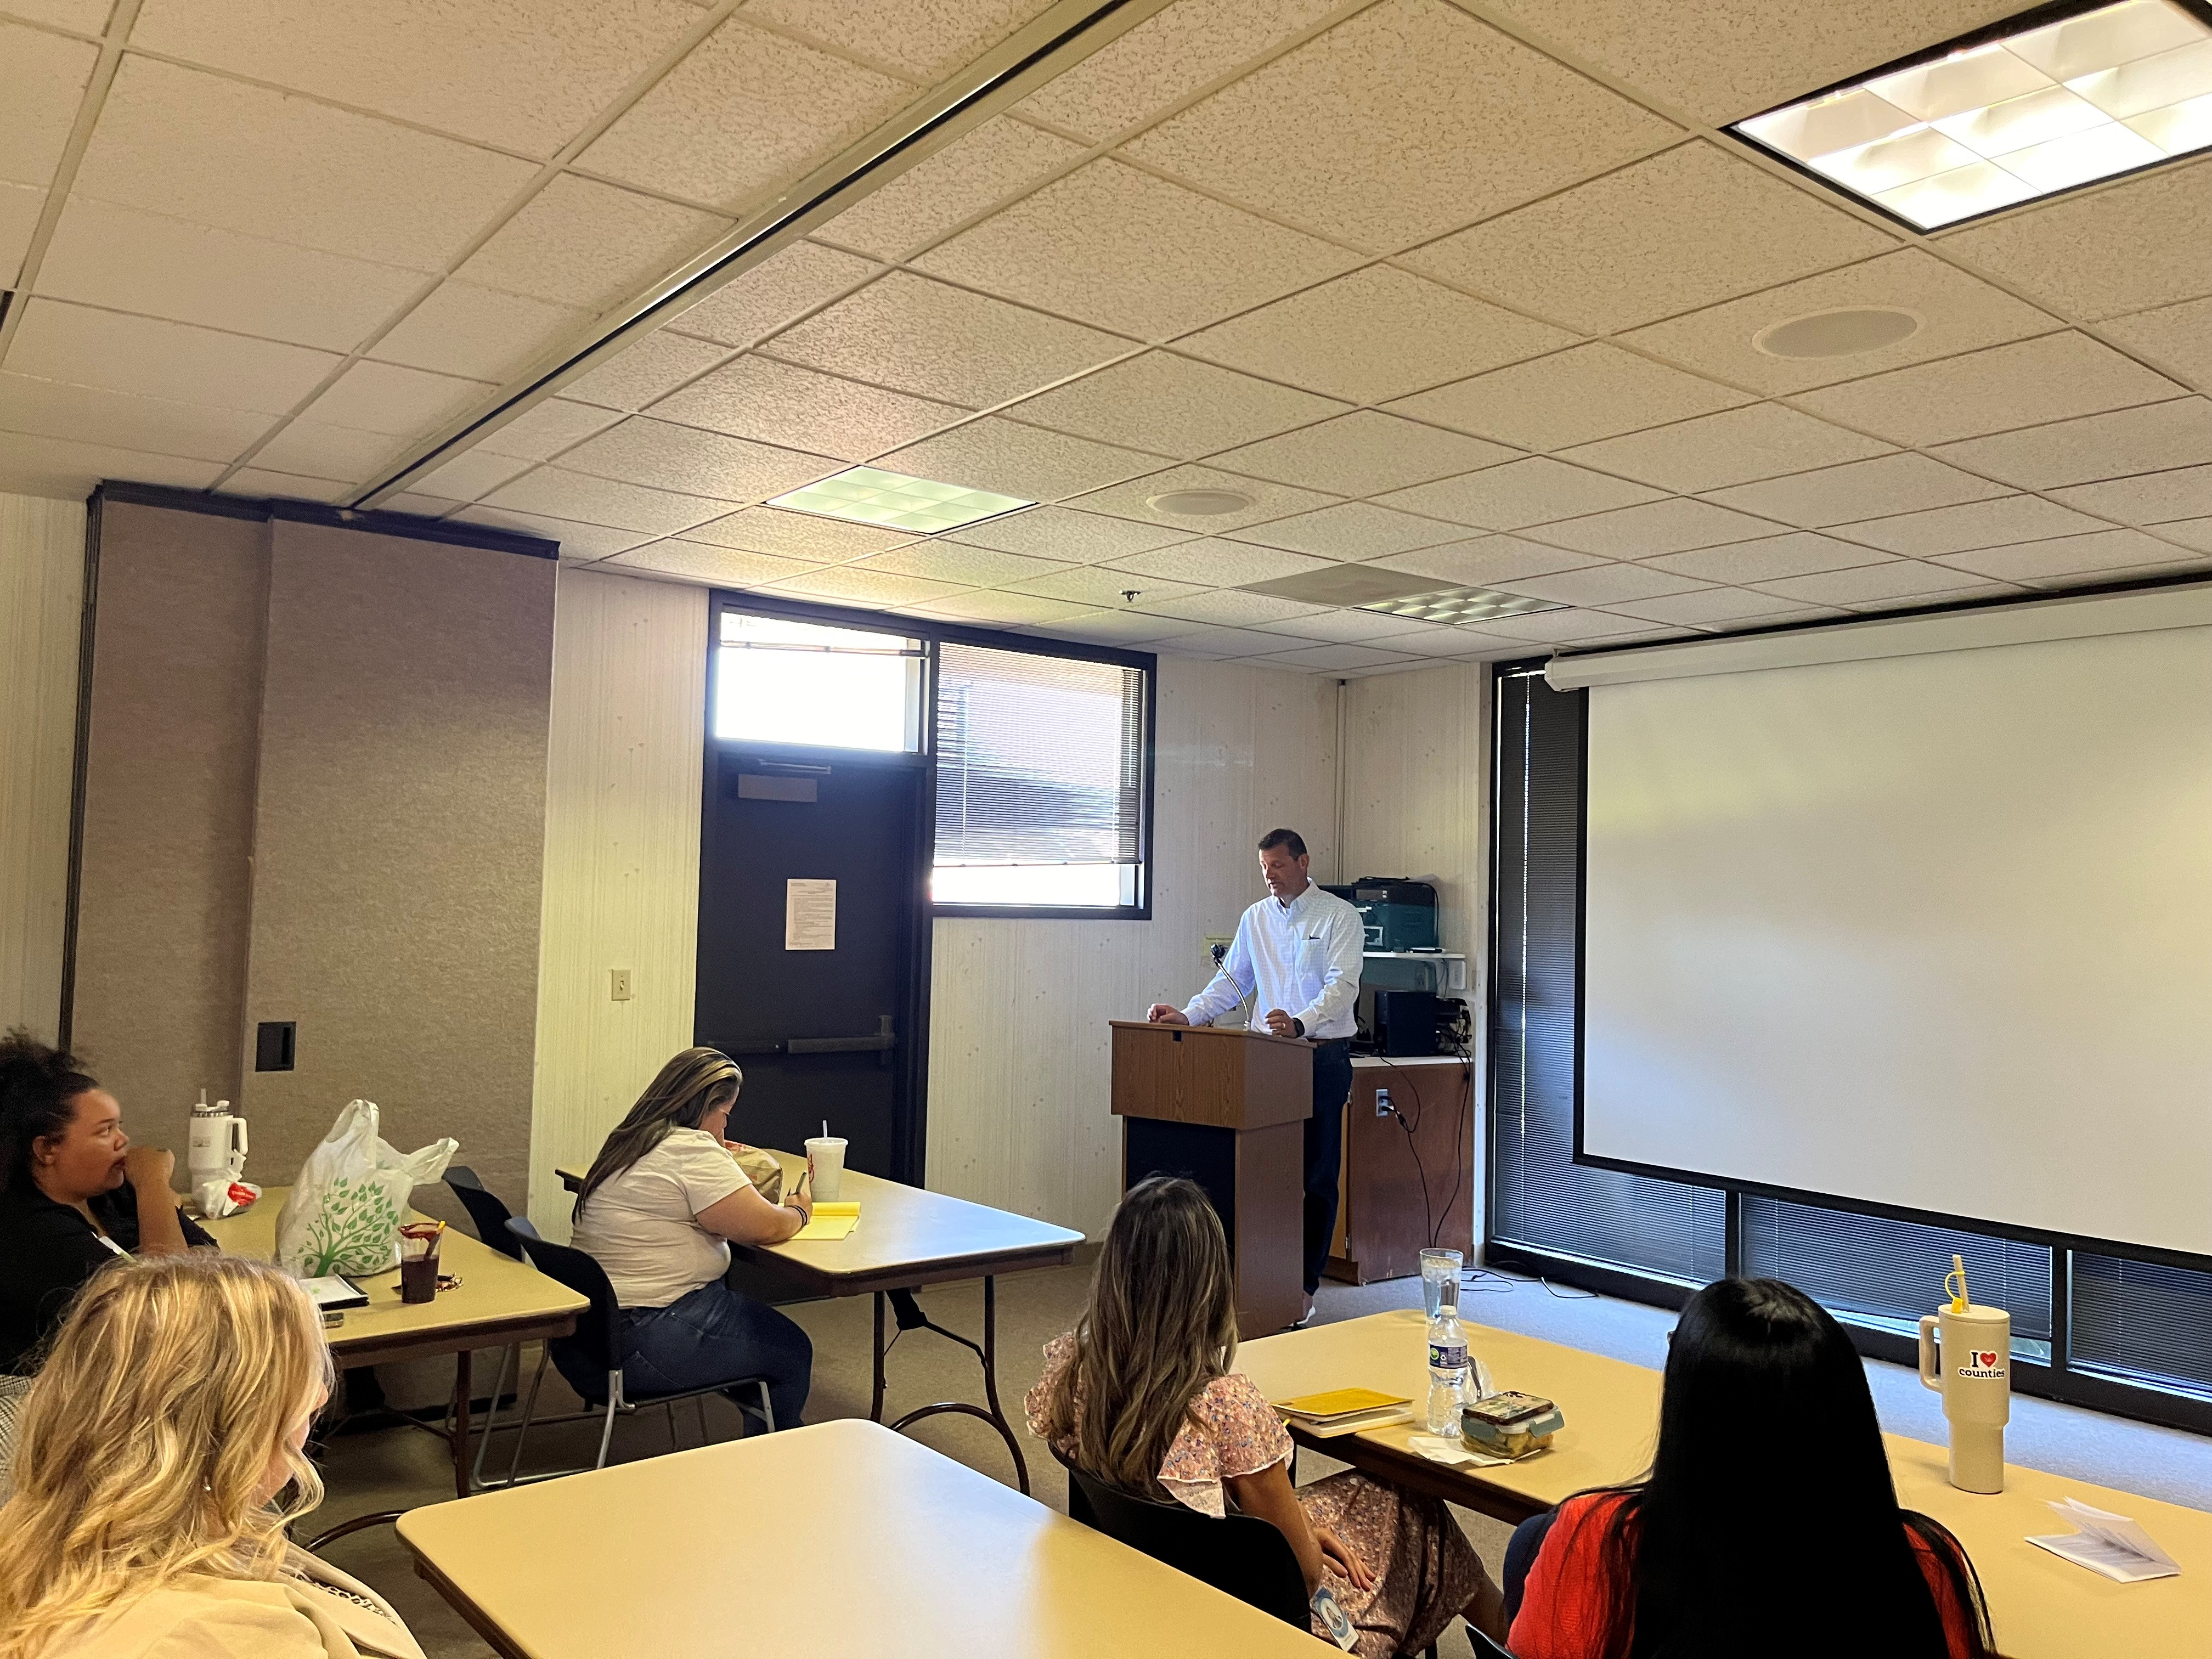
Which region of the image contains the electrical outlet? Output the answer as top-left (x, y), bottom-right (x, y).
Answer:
top-left (1375, 1087), bottom-right (1392, 1118)
top-left (609, 968), bottom-right (633, 1002)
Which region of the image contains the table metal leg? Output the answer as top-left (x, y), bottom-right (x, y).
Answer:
top-left (870, 1290), bottom-right (888, 1423)
top-left (881, 1277), bottom-right (1031, 1495)
top-left (450, 1348), bottom-right (473, 1499)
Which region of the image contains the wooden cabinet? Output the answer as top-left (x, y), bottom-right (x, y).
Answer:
top-left (1326, 1057), bottom-right (1475, 1285)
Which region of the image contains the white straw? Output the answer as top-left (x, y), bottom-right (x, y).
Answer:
top-left (822, 1119), bottom-right (828, 1138)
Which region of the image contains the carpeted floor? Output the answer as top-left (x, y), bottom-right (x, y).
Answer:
top-left (308, 1262), bottom-right (2211, 1658)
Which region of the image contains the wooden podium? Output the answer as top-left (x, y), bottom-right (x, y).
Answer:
top-left (1109, 1020), bottom-right (1313, 1338)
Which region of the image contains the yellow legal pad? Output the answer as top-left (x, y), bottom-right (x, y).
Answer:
top-left (1273, 1386), bottom-right (1411, 1421)
top-left (789, 1201), bottom-right (861, 1242)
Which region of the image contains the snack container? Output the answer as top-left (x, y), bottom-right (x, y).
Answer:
top-left (1461, 1397), bottom-right (1565, 1459)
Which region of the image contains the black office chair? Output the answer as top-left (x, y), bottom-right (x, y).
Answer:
top-left (1468, 1627), bottom-right (1517, 1659)
top-left (442, 1166), bottom-right (541, 1489)
top-left (503, 1217), bottom-right (774, 1475)
top-left (1062, 1461), bottom-right (1309, 1630)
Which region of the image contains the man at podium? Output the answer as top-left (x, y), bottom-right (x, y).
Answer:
top-left (1147, 828), bottom-right (1362, 1323)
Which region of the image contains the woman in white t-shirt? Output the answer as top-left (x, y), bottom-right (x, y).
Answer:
top-left (568, 1048), bottom-right (814, 1428)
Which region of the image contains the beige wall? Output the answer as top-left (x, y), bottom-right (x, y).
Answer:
top-left (528, 567), bottom-right (706, 1237)
top-left (926, 656), bottom-right (1340, 1237)
top-left (0, 493), bottom-right (86, 1042)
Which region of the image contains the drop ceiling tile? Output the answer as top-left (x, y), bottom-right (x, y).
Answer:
top-left (948, 504), bottom-right (1192, 561)
top-left (1015, 0), bottom-right (1340, 140)
top-left (768, 270), bottom-right (1126, 407)
top-left (411, 448), bottom-right (535, 503)
top-left (449, 503), bottom-right (661, 559)
top-left (455, 175), bottom-right (731, 313)
top-left (1493, 563), bottom-right (1709, 605)
top-left (250, 419), bottom-right (401, 483)
top-left (1109, 539), bottom-right (1335, 586)
top-left (475, 399), bottom-right (624, 462)
top-left (1751, 559), bottom-right (2006, 607)
top-left (1844, 582), bottom-right (2021, 613)
top-left (1622, 249), bottom-right (2059, 396)
top-left (681, 505), bottom-right (917, 561)
top-left (1009, 352), bottom-right (1347, 459)
top-left (216, 467), bottom-right (352, 506)
top-left (1368, 534), bottom-right (1606, 586)
top-left (565, 333), bottom-right (733, 413)
top-left (131, 0), bottom-right (703, 157)
top-left (2099, 295), bottom-right (2212, 393)
top-left (1034, 607), bottom-right (1205, 645)
top-left (603, 540), bottom-right (826, 587)
top-left (1386, 343), bottom-right (1753, 452)
top-left (1474, 606), bottom-right (1666, 644)
top-left (1250, 643), bottom-right (1418, 672)
top-left (1224, 501), bottom-right (1466, 558)
top-left (580, 16), bottom-right (909, 211)
top-left (1122, 0), bottom-right (1680, 251)
top-left (1831, 495), bottom-right (2110, 556)
top-left (0, 22), bottom-right (95, 188)
top-left (1069, 464), bottom-right (1339, 532)
top-left (1527, 496), bottom-right (1784, 556)
top-left (0, 371), bottom-right (269, 463)
top-left (1403, 141), bottom-right (1894, 335)
top-left (0, 432), bottom-right (222, 501)
top-left (1157, 623), bottom-right (1330, 657)
top-left (913, 157), bottom-right (1359, 340)
top-left (1210, 412), bottom-right (1516, 498)
top-left (1000, 565), bottom-right (1210, 608)
top-left (76, 56), bottom-right (535, 272)
top-left (1480, 0), bottom-right (2021, 126)
top-left (1139, 589), bottom-right (1329, 627)
top-left (1401, 627), bottom-right (1539, 658)
top-left (1601, 586), bottom-right (1821, 625)
top-left (1561, 404), bottom-right (1891, 494)
top-left (1179, 266), bottom-right (1576, 404)
top-left (673, 241), bottom-right (883, 349)
top-left (877, 415), bottom-right (1165, 501)
top-left (558, 417), bottom-right (838, 503)
top-left (1377, 456), bottom-right (1663, 531)
top-left (1940, 155), bottom-right (2212, 322)
top-left (1929, 399), bottom-right (2212, 490)
top-left (2152, 518), bottom-right (2212, 552)
top-left (816, 116), bottom-right (1085, 260)
top-left (1251, 609), bottom-right (1453, 644)
top-left (483, 466), bottom-right (737, 534)
top-left (1932, 529), bottom-right (2200, 583)
top-left (1, 181), bottom-right (43, 288)
top-left (1644, 532), bottom-right (1893, 583)
top-left (2050, 465), bottom-right (2212, 526)
top-left (766, 566), bottom-right (972, 608)
top-left (847, 542), bottom-right (1066, 586)
top-left (748, 0), bottom-right (1046, 81)
top-left (911, 590), bottom-right (1099, 627)
top-left (652, 354), bottom-right (968, 460)
top-left (35, 195), bottom-right (422, 351)
top-left (379, 492), bottom-right (461, 519)
top-left (4, 1), bottom-right (112, 29)
top-left (1702, 453), bottom-right (2012, 528)
top-left (371, 281), bottom-right (590, 385)
top-left (1794, 334), bottom-right (2185, 448)
top-left (6, 298), bottom-right (340, 415)
top-left (303, 361), bottom-right (492, 437)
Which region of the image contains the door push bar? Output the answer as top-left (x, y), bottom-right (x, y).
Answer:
top-left (723, 1015), bottom-right (896, 1065)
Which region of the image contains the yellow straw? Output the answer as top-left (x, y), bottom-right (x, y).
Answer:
top-left (1946, 1253), bottom-right (1968, 1313)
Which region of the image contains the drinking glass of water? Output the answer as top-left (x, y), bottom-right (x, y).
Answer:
top-left (1420, 1248), bottom-right (1463, 1319)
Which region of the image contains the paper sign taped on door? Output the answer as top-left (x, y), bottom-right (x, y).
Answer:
top-left (785, 879), bottom-right (836, 951)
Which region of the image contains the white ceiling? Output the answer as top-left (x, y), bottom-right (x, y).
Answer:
top-left (6, 0), bottom-right (2212, 675)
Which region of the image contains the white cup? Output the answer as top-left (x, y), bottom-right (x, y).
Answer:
top-left (805, 1137), bottom-right (847, 1202)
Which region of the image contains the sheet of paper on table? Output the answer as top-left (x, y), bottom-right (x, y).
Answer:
top-left (2028, 1498), bottom-right (2182, 1583)
top-left (789, 1201), bottom-right (860, 1242)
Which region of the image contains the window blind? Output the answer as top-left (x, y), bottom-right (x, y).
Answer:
top-left (934, 642), bottom-right (1144, 868)
top-left (2072, 1254), bottom-right (2212, 1395)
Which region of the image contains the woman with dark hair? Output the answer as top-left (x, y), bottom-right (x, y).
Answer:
top-left (0, 1030), bottom-right (211, 1375)
top-left (1027, 1177), bottom-right (1507, 1656)
top-left (1508, 1276), bottom-right (1996, 1659)
top-left (568, 1048), bottom-right (812, 1429)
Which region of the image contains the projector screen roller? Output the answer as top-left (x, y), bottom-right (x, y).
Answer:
top-left (1581, 620), bottom-right (2212, 1259)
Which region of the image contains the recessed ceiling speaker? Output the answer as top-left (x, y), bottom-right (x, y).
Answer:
top-left (1146, 488), bottom-right (1254, 516)
top-left (1754, 307), bottom-right (1920, 359)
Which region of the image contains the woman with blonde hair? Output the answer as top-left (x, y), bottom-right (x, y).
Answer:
top-left (568, 1047), bottom-right (813, 1427)
top-left (1028, 1177), bottom-right (1506, 1656)
top-left (0, 1252), bottom-right (421, 1658)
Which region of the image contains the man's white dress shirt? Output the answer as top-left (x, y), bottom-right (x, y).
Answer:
top-left (1183, 881), bottom-right (1364, 1040)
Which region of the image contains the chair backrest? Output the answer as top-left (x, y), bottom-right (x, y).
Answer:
top-left (0, 1373), bottom-right (32, 1505)
top-left (1064, 1464), bottom-right (1308, 1629)
top-left (1468, 1625), bottom-right (1518, 1659)
top-left (444, 1166), bottom-right (523, 1261)
top-left (504, 1218), bottom-right (623, 1380)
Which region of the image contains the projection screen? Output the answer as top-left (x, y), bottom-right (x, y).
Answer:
top-left (1574, 597), bottom-right (2212, 1259)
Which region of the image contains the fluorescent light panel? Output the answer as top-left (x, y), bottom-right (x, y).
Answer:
top-left (767, 466), bottom-right (1032, 534)
top-left (1360, 586), bottom-right (1566, 623)
top-left (1733, 0), bottom-right (2212, 229)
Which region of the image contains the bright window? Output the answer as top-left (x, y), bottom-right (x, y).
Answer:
top-left (713, 612), bottom-right (922, 753)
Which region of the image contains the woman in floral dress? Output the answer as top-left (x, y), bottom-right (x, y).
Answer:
top-left (1026, 1176), bottom-right (1506, 1656)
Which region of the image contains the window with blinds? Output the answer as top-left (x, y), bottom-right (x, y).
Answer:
top-left (932, 641), bottom-right (1148, 913)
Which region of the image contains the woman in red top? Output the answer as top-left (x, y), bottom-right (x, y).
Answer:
top-left (1510, 1277), bottom-right (1995, 1659)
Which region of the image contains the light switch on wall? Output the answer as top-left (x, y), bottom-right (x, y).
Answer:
top-left (609, 968), bottom-right (633, 1002)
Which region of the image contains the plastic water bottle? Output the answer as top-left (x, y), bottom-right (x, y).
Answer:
top-left (1425, 1276), bottom-right (1470, 1435)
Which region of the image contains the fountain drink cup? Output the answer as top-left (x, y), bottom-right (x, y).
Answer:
top-left (805, 1136), bottom-right (847, 1203)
